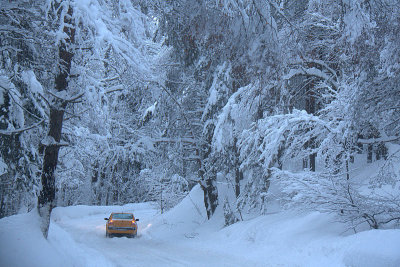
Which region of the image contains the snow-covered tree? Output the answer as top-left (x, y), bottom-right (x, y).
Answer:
top-left (0, 1), bottom-right (49, 218)
top-left (235, 0), bottom-right (400, 229)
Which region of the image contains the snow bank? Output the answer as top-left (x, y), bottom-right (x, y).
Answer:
top-left (148, 185), bottom-right (400, 266)
top-left (205, 210), bottom-right (400, 266)
top-left (141, 184), bottom-right (207, 239)
top-left (0, 210), bottom-right (66, 267)
top-left (343, 229), bottom-right (400, 267)
top-left (48, 222), bottom-right (113, 267)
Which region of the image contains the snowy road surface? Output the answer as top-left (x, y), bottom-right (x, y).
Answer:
top-left (50, 202), bottom-right (259, 267)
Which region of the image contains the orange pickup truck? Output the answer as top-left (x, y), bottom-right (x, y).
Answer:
top-left (104, 213), bottom-right (139, 238)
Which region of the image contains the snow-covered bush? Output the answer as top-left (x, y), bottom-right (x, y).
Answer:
top-left (273, 154), bottom-right (400, 230)
top-left (238, 83), bottom-right (400, 229)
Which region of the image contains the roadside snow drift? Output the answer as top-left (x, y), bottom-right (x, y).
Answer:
top-left (0, 210), bottom-right (65, 267)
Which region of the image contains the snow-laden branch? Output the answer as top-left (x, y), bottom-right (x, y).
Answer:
top-left (0, 46), bottom-right (22, 53)
top-left (213, 82), bottom-right (254, 152)
top-left (273, 164), bottom-right (400, 229)
top-left (268, 0), bottom-right (297, 29)
top-left (358, 136), bottom-right (400, 144)
top-left (239, 109), bottom-right (331, 171)
top-left (72, 0), bottom-right (154, 81)
top-left (283, 66), bottom-right (338, 90)
top-left (298, 58), bottom-right (338, 79)
top-left (41, 136), bottom-right (68, 147)
top-left (153, 137), bottom-right (198, 145)
top-left (0, 119), bottom-right (45, 135)
top-left (48, 91), bottom-right (84, 103)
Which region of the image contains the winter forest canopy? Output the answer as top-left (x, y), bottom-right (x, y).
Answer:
top-left (1, 0), bottom-right (400, 237)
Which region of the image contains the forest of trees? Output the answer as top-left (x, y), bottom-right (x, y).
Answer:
top-left (1, 0), bottom-right (399, 237)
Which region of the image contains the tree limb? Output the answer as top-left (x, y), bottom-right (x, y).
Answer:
top-left (0, 119), bottom-right (45, 135)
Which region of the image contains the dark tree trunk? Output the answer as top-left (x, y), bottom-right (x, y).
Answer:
top-left (200, 175), bottom-right (218, 219)
top-left (38, 106), bottom-right (67, 237)
top-left (234, 167), bottom-right (242, 198)
top-left (38, 4), bottom-right (74, 238)
top-left (0, 187), bottom-right (5, 218)
top-left (198, 157), bottom-right (218, 219)
top-left (197, 121), bottom-right (219, 219)
top-left (367, 144), bottom-right (373, 163)
top-left (233, 138), bottom-right (242, 198)
top-left (309, 144), bottom-right (316, 172)
top-left (305, 94), bottom-right (316, 172)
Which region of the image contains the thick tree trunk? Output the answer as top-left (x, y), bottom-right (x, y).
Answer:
top-left (38, 4), bottom-right (74, 238)
top-left (38, 106), bottom-right (66, 237)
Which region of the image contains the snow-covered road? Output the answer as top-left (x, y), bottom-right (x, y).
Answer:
top-left (50, 202), bottom-right (258, 267)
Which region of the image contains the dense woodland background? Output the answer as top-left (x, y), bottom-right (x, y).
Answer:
top-left (1, 0), bottom-right (400, 235)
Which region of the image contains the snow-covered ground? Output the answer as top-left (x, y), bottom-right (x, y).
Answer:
top-left (1, 185), bottom-right (400, 267)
